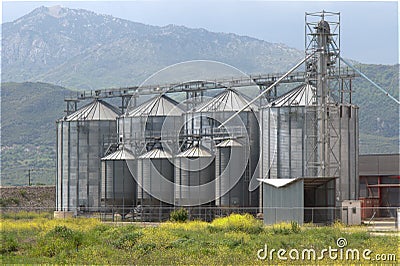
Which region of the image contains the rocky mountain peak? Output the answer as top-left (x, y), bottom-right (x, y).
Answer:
top-left (13, 6), bottom-right (69, 24)
top-left (47, 5), bottom-right (65, 18)
top-left (2, 6), bottom-right (303, 88)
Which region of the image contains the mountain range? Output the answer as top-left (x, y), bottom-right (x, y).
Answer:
top-left (2, 5), bottom-right (303, 89)
top-left (1, 6), bottom-right (398, 185)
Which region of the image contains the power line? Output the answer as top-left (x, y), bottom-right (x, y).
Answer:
top-left (329, 43), bottom-right (400, 105)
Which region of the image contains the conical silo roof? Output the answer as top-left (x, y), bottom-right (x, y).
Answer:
top-left (195, 88), bottom-right (256, 113)
top-left (216, 139), bottom-right (242, 148)
top-left (126, 94), bottom-right (184, 117)
top-left (177, 145), bottom-right (213, 158)
top-left (269, 84), bottom-right (335, 107)
top-left (65, 100), bottom-right (121, 121)
top-left (269, 84), bottom-right (316, 107)
top-left (101, 148), bottom-right (135, 160)
top-left (139, 148), bottom-right (172, 159)
top-left (269, 83), bottom-right (339, 107)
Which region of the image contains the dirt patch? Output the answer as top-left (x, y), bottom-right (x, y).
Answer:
top-left (0, 186), bottom-right (55, 211)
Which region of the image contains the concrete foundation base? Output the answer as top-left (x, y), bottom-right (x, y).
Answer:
top-left (54, 211), bottom-right (75, 219)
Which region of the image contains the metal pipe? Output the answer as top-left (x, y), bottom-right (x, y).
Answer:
top-left (218, 52), bottom-right (316, 129)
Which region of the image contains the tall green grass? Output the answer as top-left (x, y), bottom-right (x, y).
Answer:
top-left (1, 210), bottom-right (53, 220)
top-left (1, 213), bottom-right (398, 264)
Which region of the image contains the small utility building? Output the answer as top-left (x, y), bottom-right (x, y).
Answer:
top-left (260, 178), bottom-right (304, 224)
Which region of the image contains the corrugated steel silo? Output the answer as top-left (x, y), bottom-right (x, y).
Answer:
top-left (215, 139), bottom-right (249, 207)
top-left (119, 94), bottom-right (184, 155)
top-left (56, 100), bottom-right (120, 213)
top-left (137, 148), bottom-right (174, 220)
top-left (101, 148), bottom-right (137, 214)
top-left (175, 145), bottom-right (215, 206)
top-left (194, 88), bottom-right (260, 207)
top-left (260, 84), bottom-right (317, 180)
top-left (260, 84), bottom-right (359, 223)
top-left (336, 105), bottom-right (359, 202)
top-left (137, 148), bottom-right (174, 205)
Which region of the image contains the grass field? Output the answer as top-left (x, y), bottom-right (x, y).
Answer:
top-left (1, 212), bottom-right (398, 264)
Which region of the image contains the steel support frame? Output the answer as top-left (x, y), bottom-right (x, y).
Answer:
top-left (305, 11), bottom-right (342, 178)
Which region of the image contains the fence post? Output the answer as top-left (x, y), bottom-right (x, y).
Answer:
top-left (311, 208), bottom-right (314, 224)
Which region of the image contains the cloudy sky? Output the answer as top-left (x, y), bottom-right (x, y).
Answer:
top-left (2, 0), bottom-right (399, 65)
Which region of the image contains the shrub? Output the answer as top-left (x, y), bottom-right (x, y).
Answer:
top-left (1, 235), bottom-right (19, 254)
top-left (332, 220), bottom-right (346, 229)
top-left (19, 189), bottom-right (29, 199)
top-left (137, 227), bottom-right (179, 251)
top-left (92, 224), bottom-right (110, 234)
top-left (50, 225), bottom-right (74, 238)
top-left (112, 231), bottom-right (142, 250)
top-left (170, 208), bottom-right (188, 222)
top-left (211, 213), bottom-right (263, 234)
top-left (135, 243), bottom-right (156, 253)
top-left (272, 222), bottom-right (292, 234)
top-left (271, 221), bottom-right (301, 234)
top-left (0, 197), bottom-right (20, 207)
top-left (100, 224), bottom-right (142, 250)
top-left (36, 225), bottom-right (83, 257)
top-left (291, 221), bottom-right (301, 233)
top-left (222, 231), bottom-right (250, 248)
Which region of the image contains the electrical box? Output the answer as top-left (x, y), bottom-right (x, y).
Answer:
top-left (341, 200), bottom-right (361, 225)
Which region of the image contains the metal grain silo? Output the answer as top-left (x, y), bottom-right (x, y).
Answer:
top-left (260, 83), bottom-right (359, 223)
top-left (215, 139), bottom-right (250, 207)
top-left (194, 88), bottom-right (260, 207)
top-left (175, 145), bottom-right (215, 206)
top-left (119, 94), bottom-right (184, 155)
top-left (336, 105), bottom-right (359, 202)
top-left (56, 100), bottom-right (120, 213)
top-left (137, 148), bottom-right (174, 205)
top-left (260, 84), bottom-right (316, 180)
top-left (101, 148), bottom-right (137, 215)
top-left (193, 88), bottom-right (258, 140)
top-left (136, 148), bottom-right (174, 221)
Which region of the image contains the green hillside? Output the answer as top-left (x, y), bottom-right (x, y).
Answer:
top-left (352, 64), bottom-right (399, 154)
top-left (1, 82), bottom-right (70, 185)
